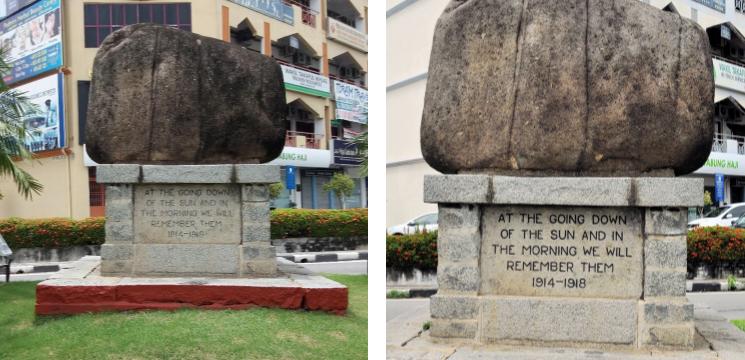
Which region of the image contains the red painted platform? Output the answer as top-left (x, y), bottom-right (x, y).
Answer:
top-left (35, 257), bottom-right (348, 316)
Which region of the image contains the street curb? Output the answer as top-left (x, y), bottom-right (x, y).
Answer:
top-left (10, 264), bottom-right (60, 274)
top-left (387, 288), bottom-right (437, 298)
top-left (278, 251), bottom-right (368, 264)
top-left (687, 280), bottom-right (745, 292)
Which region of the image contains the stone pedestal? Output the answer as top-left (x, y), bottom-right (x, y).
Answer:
top-left (97, 164), bottom-right (279, 277)
top-left (425, 175), bottom-right (700, 349)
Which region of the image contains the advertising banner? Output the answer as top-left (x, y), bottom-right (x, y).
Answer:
top-left (332, 139), bottom-right (363, 166)
top-left (281, 64), bottom-right (330, 98)
top-left (14, 72), bottom-right (64, 152)
top-left (334, 80), bottom-right (367, 124)
top-left (327, 18), bottom-right (367, 52)
top-left (714, 58), bottom-right (745, 93)
top-left (692, 0), bottom-right (726, 13)
top-left (0, 0), bottom-right (37, 20)
top-left (227, 0), bottom-right (293, 25)
top-left (715, 173), bottom-right (725, 203)
top-left (0, 0), bottom-right (62, 85)
top-left (286, 166), bottom-right (297, 190)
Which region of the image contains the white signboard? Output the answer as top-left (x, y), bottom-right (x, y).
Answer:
top-left (280, 64), bottom-right (330, 98)
top-left (268, 147), bottom-right (331, 168)
top-left (334, 80), bottom-right (367, 124)
top-left (714, 58), bottom-right (745, 93)
top-left (327, 18), bottom-right (367, 52)
top-left (14, 72), bottom-right (64, 152)
top-left (694, 151), bottom-right (745, 176)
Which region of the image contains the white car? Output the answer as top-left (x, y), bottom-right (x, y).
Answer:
top-left (688, 202), bottom-right (745, 229)
top-left (387, 213), bottom-right (438, 235)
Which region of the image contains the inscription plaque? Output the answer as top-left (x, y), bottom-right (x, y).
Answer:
top-left (134, 184), bottom-right (241, 244)
top-left (480, 206), bottom-right (643, 299)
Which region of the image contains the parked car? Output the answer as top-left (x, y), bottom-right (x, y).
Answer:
top-left (688, 203), bottom-right (745, 229)
top-left (733, 214), bottom-right (745, 229)
top-left (387, 213), bottom-right (438, 235)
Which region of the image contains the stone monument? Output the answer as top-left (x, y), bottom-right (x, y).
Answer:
top-left (422, 0), bottom-right (711, 349)
top-left (35, 24), bottom-right (347, 315)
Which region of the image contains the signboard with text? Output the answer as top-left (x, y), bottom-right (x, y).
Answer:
top-left (332, 139), bottom-right (362, 166)
top-left (0, 0), bottom-right (62, 85)
top-left (0, 0), bottom-right (37, 20)
top-left (268, 147), bottom-right (331, 168)
top-left (14, 72), bottom-right (64, 152)
top-left (281, 64), bottom-right (330, 98)
top-left (715, 173), bottom-right (725, 203)
top-left (713, 58), bottom-right (745, 93)
top-left (327, 17), bottom-right (367, 52)
top-left (227, 0), bottom-right (293, 24)
top-left (695, 152), bottom-right (745, 176)
top-left (333, 80), bottom-right (367, 124)
top-left (692, 0), bottom-right (726, 13)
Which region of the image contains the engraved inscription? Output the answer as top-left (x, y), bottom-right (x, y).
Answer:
top-left (480, 206), bottom-right (643, 299)
top-left (133, 184), bottom-right (241, 244)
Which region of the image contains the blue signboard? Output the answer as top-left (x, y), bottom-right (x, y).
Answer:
top-left (286, 166), bottom-right (297, 190)
top-left (0, 0), bottom-right (62, 85)
top-left (692, 0), bottom-right (726, 13)
top-left (227, 0), bottom-right (294, 25)
top-left (332, 139), bottom-right (363, 166)
top-left (715, 173), bottom-right (725, 203)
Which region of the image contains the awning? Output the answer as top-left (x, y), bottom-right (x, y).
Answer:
top-left (286, 93), bottom-right (326, 118)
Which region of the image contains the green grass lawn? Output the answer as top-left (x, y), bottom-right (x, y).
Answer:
top-left (0, 275), bottom-right (367, 360)
top-left (733, 319), bottom-right (745, 332)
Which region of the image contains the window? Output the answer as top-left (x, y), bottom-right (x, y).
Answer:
top-left (83, 3), bottom-right (191, 48)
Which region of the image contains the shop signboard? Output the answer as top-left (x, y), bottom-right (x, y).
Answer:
top-left (692, 0), bottom-right (726, 13)
top-left (226, 0), bottom-right (293, 24)
top-left (694, 151), bottom-right (745, 176)
top-left (713, 58), bottom-right (745, 93)
top-left (332, 139), bottom-right (363, 165)
top-left (715, 173), bottom-right (725, 203)
top-left (14, 72), bottom-right (64, 152)
top-left (327, 17), bottom-right (367, 52)
top-left (281, 64), bottom-right (330, 98)
top-left (286, 166), bottom-right (297, 190)
top-left (334, 80), bottom-right (367, 124)
top-left (0, 0), bottom-right (62, 85)
top-left (268, 147), bottom-right (331, 168)
top-left (0, 0), bottom-right (37, 20)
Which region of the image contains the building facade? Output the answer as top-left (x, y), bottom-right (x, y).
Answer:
top-left (0, 0), bottom-right (368, 219)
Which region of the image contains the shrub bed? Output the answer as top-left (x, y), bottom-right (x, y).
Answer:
top-left (386, 232), bottom-right (437, 271)
top-left (0, 208), bottom-right (367, 250)
top-left (688, 226), bottom-right (745, 267)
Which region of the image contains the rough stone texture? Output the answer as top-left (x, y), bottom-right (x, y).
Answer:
top-left (430, 295), bottom-right (479, 319)
top-left (437, 263), bottom-right (479, 293)
top-left (105, 185), bottom-right (134, 242)
top-left (242, 184), bottom-right (270, 202)
top-left (132, 184), bottom-right (241, 245)
top-left (141, 165), bottom-right (233, 183)
top-left (101, 244), bottom-right (133, 261)
top-left (644, 269), bottom-right (687, 297)
top-left (645, 208), bottom-right (688, 235)
top-left (437, 204), bottom-right (481, 263)
top-left (421, 0), bottom-right (713, 176)
top-left (242, 243), bottom-right (276, 260)
top-left (424, 176), bottom-right (703, 207)
top-left (235, 165), bottom-right (281, 183)
top-left (86, 24), bottom-right (287, 165)
top-left (101, 260), bottom-right (132, 275)
top-left (96, 164), bottom-right (141, 183)
top-left (640, 324), bottom-right (695, 348)
top-left (244, 260), bottom-right (277, 276)
top-left (645, 236), bottom-right (687, 269)
top-left (429, 319), bottom-right (478, 339)
top-left (243, 224), bottom-right (271, 243)
top-left (642, 301), bottom-right (694, 324)
top-left (133, 244), bottom-right (240, 275)
top-left (480, 297), bottom-right (637, 344)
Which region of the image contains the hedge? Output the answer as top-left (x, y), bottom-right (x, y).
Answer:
top-left (0, 208), bottom-right (367, 250)
top-left (688, 226), bottom-right (745, 266)
top-left (386, 231), bottom-right (437, 271)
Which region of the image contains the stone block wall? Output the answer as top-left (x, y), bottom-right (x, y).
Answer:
top-left (425, 175), bottom-right (701, 350)
top-left (97, 164), bottom-right (279, 277)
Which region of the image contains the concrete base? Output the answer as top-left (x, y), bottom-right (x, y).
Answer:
top-left (35, 256), bottom-right (347, 315)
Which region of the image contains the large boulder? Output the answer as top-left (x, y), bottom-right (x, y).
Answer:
top-left (421, 0), bottom-right (714, 176)
top-left (86, 24), bottom-right (287, 164)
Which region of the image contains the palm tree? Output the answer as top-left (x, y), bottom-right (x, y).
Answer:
top-left (351, 131), bottom-right (367, 177)
top-left (0, 51), bottom-right (42, 199)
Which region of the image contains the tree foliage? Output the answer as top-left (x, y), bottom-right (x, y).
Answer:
top-left (322, 173), bottom-right (355, 209)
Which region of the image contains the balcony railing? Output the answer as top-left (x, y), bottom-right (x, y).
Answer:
top-left (284, 0), bottom-right (318, 27)
top-left (285, 131), bottom-right (324, 149)
top-left (713, 133), bottom-right (745, 155)
top-left (275, 59), bottom-right (322, 75)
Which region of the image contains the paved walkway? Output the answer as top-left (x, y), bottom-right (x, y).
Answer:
top-left (387, 298), bottom-right (745, 359)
